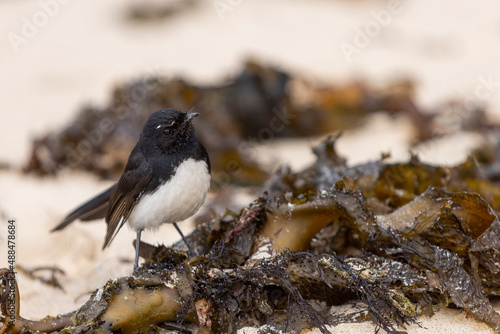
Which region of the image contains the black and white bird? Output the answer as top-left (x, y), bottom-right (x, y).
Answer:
top-left (51, 108), bottom-right (211, 271)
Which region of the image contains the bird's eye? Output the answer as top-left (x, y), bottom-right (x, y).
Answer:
top-left (163, 128), bottom-right (172, 136)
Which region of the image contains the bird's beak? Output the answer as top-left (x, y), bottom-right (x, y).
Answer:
top-left (185, 112), bottom-right (199, 123)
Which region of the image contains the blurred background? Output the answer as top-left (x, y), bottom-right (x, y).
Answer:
top-left (1, 0), bottom-right (500, 327)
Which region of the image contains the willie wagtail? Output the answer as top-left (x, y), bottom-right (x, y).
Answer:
top-left (51, 108), bottom-right (211, 271)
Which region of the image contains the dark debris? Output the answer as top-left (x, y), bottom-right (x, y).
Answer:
top-left (23, 61), bottom-right (434, 189)
top-left (8, 127), bottom-right (500, 332)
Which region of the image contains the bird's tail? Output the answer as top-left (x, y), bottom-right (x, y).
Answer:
top-left (51, 186), bottom-right (114, 232)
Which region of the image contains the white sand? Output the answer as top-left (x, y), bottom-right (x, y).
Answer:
top-left (1, 0), bottom-right (500, 332)
top-left (240, 306), bottom-right (495, 334)
top-left (2, 0), bottom-right (500, 166)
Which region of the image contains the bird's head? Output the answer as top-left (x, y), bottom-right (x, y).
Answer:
top-left (142, 108), bottom-right (199, 150)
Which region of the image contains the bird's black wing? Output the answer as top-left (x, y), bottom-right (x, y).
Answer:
top-left (51, 185), bottom-right (115, 232)
top-left (103, 145), bottom-right (152, 248)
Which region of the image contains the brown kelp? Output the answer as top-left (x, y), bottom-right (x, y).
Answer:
top-left (6, 137), bottom-right (500, 333)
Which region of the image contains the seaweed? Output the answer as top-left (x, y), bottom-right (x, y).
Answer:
top-left (7, 137), bottom-right (500, 333)
top-left (23, 61), bottom-right (430, 188)
top-left (0, 269), bottom-right (72, 333)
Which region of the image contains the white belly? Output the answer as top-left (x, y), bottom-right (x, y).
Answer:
top-left (127, 158), bottom-right (210, 231)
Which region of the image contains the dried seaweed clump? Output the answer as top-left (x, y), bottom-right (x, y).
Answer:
top-left (24, 61), bottom-right (426, 187)
top-left (6, 137), bottom-right (500, 333)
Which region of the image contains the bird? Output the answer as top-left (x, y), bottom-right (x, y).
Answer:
top-left (51, 108), bottom-right (211, 272)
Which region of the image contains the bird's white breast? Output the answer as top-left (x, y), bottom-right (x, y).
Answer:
top-left (127, 158), bottom-right (210, 231)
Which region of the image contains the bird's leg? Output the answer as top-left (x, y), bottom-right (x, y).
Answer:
top-left (133, 229), bottom-right (143, 273)
top-left (173, 222), bottom-right (194, 255)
